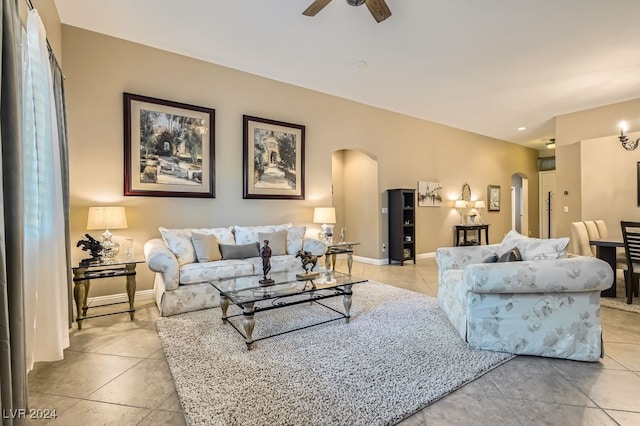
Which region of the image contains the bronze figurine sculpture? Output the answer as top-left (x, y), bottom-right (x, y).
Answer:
top-left (259, 240), bottom-right (275, 286)
top-left (77, 233), bottom-right (104, 265)
top-left (295, 250), bottom-right (320, 280)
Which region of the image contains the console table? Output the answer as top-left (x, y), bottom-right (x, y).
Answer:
top-left (325, 242), bottom-right (360, 275)
top-left (454, 224), bottom-right (490, 246)
top-left (71, 258), bottom-right (144, 329)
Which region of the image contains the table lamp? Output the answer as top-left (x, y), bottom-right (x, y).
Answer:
top-left (313, 207), bottom-right (336, 243)
top-left (474, 200), bottom-right (486, 224)
top-left (454, 200), bottom-right (466, 224)
top-left (86, 206), bottom-right (128, 258)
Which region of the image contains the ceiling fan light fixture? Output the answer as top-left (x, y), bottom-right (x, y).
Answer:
top-left (346, 0), bottom-right (366, 6)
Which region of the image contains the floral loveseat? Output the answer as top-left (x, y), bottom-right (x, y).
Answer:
top-left (144, 223), bottom-right (326, 316)
top-left (436, 230), bottom-right (613, 362)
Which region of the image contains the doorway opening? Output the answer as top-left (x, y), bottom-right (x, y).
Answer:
top-left (511, 173), bottom-right (529, 235)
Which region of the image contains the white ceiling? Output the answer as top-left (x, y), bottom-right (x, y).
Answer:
top-left (52, 0), bottom-right (640, 150)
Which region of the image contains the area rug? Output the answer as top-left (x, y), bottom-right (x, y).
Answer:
top-left (600, 275), bottom-right (640, 314)
top-left (156, 281), bottom-right (514, 426)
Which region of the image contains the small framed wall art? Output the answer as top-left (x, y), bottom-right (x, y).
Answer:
top-left (124, 93), bottom-right (215, 198)
top-left (417, 181), bottom-right (442, 207)
top-left (488, 185), bottom-right (501, 211)
top-left (243, 115), bottom-right (305, 200)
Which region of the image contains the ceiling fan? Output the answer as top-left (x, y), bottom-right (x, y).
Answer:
top-left (303, 0), bottom-right (392, 23)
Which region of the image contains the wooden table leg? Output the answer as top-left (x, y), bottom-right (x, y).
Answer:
top-left (125, 264), bottom-right (136, 320)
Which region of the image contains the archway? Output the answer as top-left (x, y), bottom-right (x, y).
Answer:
top-left (332, 149), bottom-right (380, 261)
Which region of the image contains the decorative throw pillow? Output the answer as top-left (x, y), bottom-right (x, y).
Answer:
top-left (497, 229), bottom-right (570, 261)
top-left (159, 227), bottom-right (196, 266)
top-left (219, 242), bottom-right (260, 260)
top-left (258, 230), bottom-right (287, 256)
top-left (191, 232), bottom-right (222, 262)
top-left (516, 237), bottom-right (570, 261)
top-left (497, 229), bottom-right (525, 257)
top-left (286, 226), bottom-right (306, 254)
top-left (481, 254), bottom-right (499, 263)
top-left (497, 247), bottom-right (522, 263)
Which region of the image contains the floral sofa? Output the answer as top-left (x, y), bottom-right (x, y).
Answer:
top-left (144, 223), bottom-right (326, 316)
top-left (436, 230), bottom-right (613, 362)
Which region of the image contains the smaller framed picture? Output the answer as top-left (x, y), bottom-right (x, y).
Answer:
top-left (243, 115), bottom-right (305, 200)
top-left (488, 185), bottom-right (501, 211)
top-left (417, 181), bottom-right (442, 207)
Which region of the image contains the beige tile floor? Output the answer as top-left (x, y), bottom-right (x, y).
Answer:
top-left (27, 258), bottom-right (640, 425)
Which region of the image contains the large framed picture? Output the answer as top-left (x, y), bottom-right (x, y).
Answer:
top-left (488, 185), bottom-right (501, 211)
top-left (124, 93), bottom-right (215, 197)
top-left (243, 115), bottom-right (305, 200)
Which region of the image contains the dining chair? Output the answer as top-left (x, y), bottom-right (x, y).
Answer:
top-left (595, 220), bottom-right (609, 239)
top-left (583, 220), bottom-right (600, 256)
top-left (571, 221), bottom-right (593, 256)
top-left (620, 221), bottom-right (640, 304)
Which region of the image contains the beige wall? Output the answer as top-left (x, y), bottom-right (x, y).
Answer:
top-left (555, 98), bottom-right (640, 237)
top-left (62, 25), bottom-right (539, 295)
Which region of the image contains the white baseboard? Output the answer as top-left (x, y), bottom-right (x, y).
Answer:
top-left (352, 252), bottom-right (435, 266)
top-left (81, 289), bottom-right (155, 308)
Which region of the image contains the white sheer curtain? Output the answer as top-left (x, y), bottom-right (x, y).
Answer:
top-left (22, 8), bottom-right (69, 371)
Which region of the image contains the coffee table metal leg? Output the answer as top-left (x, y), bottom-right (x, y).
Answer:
top-left (243, 302), bottom-right (256, 349)
top-left (220, 295), bottom-right (229, 324)
top-left (343, 284), bottom-right (352, 323)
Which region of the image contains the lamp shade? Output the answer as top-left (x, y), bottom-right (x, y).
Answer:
top-left (313, 207), bottom-right (336, 224)
top-left (86, 206), bottom-right (128, 230)
top-left (474, 200), bottom-right (486, 209)
top-left (454, 200), bottom-right (467, 209)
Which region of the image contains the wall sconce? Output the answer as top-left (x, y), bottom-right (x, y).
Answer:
top-left (619, 122), bottom-right (639, 151)
top-left (545, 138), bottom-right (556, 149)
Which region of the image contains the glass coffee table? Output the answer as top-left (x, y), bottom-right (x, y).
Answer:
top-left (210, 270), bottom-right (367, 349)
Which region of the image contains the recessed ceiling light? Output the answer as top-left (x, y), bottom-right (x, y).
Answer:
top-left (517, 127), bottom-right (526, 131)
top-left (356, 61), bottom-right (368, 68)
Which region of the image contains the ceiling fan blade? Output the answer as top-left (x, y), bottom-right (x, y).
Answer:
top-left (303, 0), bottom-right (333, 16)
top-left (365, 0), bottom-right (392, 23)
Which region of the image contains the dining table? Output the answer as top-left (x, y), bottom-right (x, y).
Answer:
top-left (589, 236), bottom-right (624, 298)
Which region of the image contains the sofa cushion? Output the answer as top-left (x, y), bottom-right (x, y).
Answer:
top-left (159, 227), bottom-right (196, 266)
top-left (190, 226), bottom-right (235, 245)
top-left (286, 226), bottom-right (306, 254)
top-left (234, 225), bottom-right (271, 244)
top-left (497, 229), bottom-right (569, 261)
top-left (180, 259), bottom-right (254, 284)
top-left (258, 230), bottom-right (287, 256)
top-left (220, 242), bottom-right (260, 259)
top-left (245, 254), bottom-right (300, 274)
top-left (191, 232), bottom-right (222, 262)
